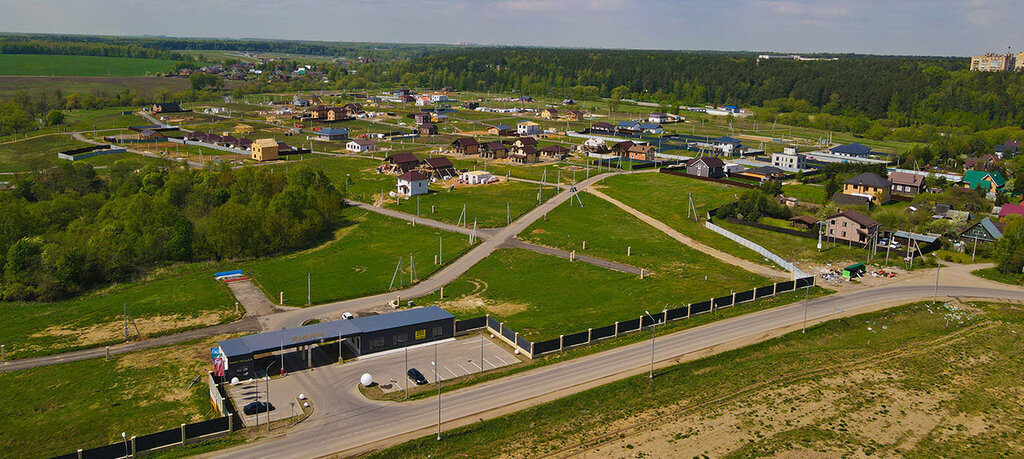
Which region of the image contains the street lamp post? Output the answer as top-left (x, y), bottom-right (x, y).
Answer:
top-left (802, 286), bottom-right (809, 333)
top-left (264, 361), bottom-right (275, 432)
top-left (644, 311), bottom-right (656, 379)
top-left (121, 432), bottom-right (128, 458)
top-left (933, 264), bottom-right (941, 305)
top-left (432, 339), bottom-right (441, 441)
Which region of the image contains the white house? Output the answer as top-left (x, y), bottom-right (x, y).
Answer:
top-left (459, 170), bottom-right (495, 185)
top-left (648, 112), bottom-right (668, 123)
top-left (772, 146), bottom-right (806, 172)
top-left (429, 94), bottom-right (450, 102)
top-left (346, 139), bottom-right (377, 152)
top-left (517, 121), bottom-right (540, 136)
top-left (397, 171), bottom-right (429, 196)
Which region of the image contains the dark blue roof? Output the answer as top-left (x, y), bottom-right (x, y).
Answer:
top-left (317, 128), bottom-right (349, 136)
top-left (830, 143), bottom-right (872, 155)
top-left (495, 124), bottom-right (512, 130)
top-left (637, 123), bottom-right (661, 130)
top-left (714, 136), bottom-right (741, 144)
top-left (218, 306), bottom-right (454, 358)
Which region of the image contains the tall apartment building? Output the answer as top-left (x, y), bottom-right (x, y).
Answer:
top-left (970, 53), bottom-right (1015, 72)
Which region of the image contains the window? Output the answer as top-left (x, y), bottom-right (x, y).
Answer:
top-left (842, 231), bottom-right (847, 237)
top-left (370, 336), bottom-right (385, 349)
top-left (842, 221), bottom-right (847, 227)
top-left (433, 326), bottom-right (444, 337)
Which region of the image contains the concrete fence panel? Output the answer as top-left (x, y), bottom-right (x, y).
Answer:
top-left (590, 324), bottom-right (616, 341)
top-left (690, 300), bottom-right (712, 316)
top-left (734, 289), bottom-right (755, 304)
top-left (705, 220), bottom-right (807, 278)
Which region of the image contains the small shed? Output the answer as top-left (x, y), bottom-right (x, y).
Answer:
top-left (251, 138), bottom-right (279, 161)
top-left (460, 171), bottom-right (495, 185)
top-left (397, 171), bottom-right (429, 196)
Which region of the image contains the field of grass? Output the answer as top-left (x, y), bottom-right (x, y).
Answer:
top-left (971, 267), bottom-right (1024, 286)
top-left (0, 134), bottom-right (94, 172)
top-left (599, 172), bottom-right (774, 266)
top-left (239, 208), bottom-right (474, 305)
top-left (0, 264), bottom-right (235, 360)
top-left (0, 54), bottom-right (179, 77)
top-left (419, 245), bottom-right (765, 341)
top-left (373, 300), bottom-right (1024, 458)
top-left (0, 336), bottom-right (225, 458)
top-left (716, 218), bottom-right (869, 265)
top-left (783, 182), bottom-right (827, 204)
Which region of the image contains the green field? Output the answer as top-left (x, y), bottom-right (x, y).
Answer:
top-left (0, 54), bottom-right (179, 76)
top-left (0, 337), bottom-right (224, 459)
top-left (373, 300), bottom-right (1024, 458)
top-left (0, 264), bottom-right (234, 360)
top-left (782, 182), bottom-right (827, 204)
top-left (240, 208), bottom-right (474, 305)
top-left (0, 134), bottom-right (95, 172)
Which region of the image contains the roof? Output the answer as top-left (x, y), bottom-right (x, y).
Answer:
top-left (617, 121), bottom-right (640, 128)
top-left (843, 172), bottom-right (892, 189)
top-left (515, 137), bottom-right (538, 145)
top-left (453, 137), bottom-right (479, 147)
top-left (831, 192), bottom-right (872, 207)
top-left (252, 138), bottom-right (278, 148)
top-left (349, 139), bottom-right (377, 146)
top-left (714, 136), bottom-right (741, 144)
top-left (218, 306), bottom-right (453, 358)
top-left (316, 128), bottom-right (349, 136)
top-left (493, 124), bottom-right (512, 130)
top-left (398, 171), bottom-right (429, 181)
top-left (518, 120), bottom-right (539, 126)
top-left (963, 170), bottom-right (1006, 188)
top-left (419, 122), bottom-right (437, 129)
top-left (540, 145), bottom-right (570, 152)
top-left (998, 203), bottom-right (1024, 218)
top-left (888, 171), bottom-right (925, 187)
top-left (743, 166), bottom-right (786, 176)
top-left (519, 145), bottom-right (538, 154)
top-left (613, 141), bottom-right (635, 150)
top-left (592, 122), bottom-right (615, 129)
top-left (827, 210), bottom-right (880, 228)
top-left (789, 215), bottom-right (821, 225)
top-left (638, 123), bottom-right (662, 130)
top-left (423, 157), bottom-right (454, 169)
top-left (830, 143), bottom-right (872, 156)
top-left (484, 142), bottom-right (507, 150)
top-left (689, 156), bottom-right (725, 168)
top-left (969, 217), bottom-right (1004, 240)
top-left (892, 231), bottom-right (939, 244)
top-left (387, 153), bottom-right (420, 164)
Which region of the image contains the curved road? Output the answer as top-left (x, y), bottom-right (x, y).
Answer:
top-left (213, 283), bottom-right (1024, 458)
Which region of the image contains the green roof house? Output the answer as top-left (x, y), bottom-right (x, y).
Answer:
top-left (962, 170), bottom-right (1005, 193)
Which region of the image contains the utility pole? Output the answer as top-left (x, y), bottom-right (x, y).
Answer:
top-left (933, 264), bottom-right (941, 305)
top-left (644, 311), bottom-right (656, 379)
top-left (802, 286), bottom-right (809, 333)
top-left (307, 273), bottom-right (311, 306)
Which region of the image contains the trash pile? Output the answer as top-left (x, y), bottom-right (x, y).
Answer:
top-left (818, 267), bottom-right (845, 285)
top-left (870, 269), bottom-right (897, 278)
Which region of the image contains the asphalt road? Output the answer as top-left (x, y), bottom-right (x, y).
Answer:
top-left (213, 284), bottom-right (1024, 458)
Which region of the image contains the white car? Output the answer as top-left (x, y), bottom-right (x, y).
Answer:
top-left (342, 312), bottom-right (354, 320)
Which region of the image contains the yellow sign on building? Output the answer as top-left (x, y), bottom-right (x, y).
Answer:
top-left (415, 329), bottom-right (426, 340)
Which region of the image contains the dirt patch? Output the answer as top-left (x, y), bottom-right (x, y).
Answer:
top-left (33, 311), bottom-right (225, 348)
top-left (531, 228), bottom-right (547, 234)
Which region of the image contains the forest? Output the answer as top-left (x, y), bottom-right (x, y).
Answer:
top-left (0, 161), bottom-right (346, 301)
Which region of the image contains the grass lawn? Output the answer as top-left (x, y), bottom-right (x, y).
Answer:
top-left (0, 264), bottom-right (235, 360)
top-left (599, 172), bottom-right (774, 266)
top-left (0, 336), bottom-right (226, 459)
top-left (239, 208), bottom-right (474, 306)
top-left (783, 182), bottom-right (827, 204)
top-left (0, 134), bottom-right (93, 172)
top-left (420, 246), bottom-right (766, 342)
top-left (372, 300), bottom-right (1024, 458)
top-left (971, 267), bottom-right (1024, 286)
top-left (0, 54), bottom-right (178, 76)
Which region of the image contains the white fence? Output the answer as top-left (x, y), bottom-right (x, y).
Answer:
top-left (705, 220), bottom-right (808, 279)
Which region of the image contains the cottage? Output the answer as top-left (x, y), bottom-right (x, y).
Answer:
top-left (418, 123), bottom-right (438, 136)
top-left (842, 173), bottom-right (892, 203)
top-left (511, 145), bottom-right (539, 164)
top-left (451, 137), bottom-right (480, 155)
top-left (513, 137), bottom-right (539, 149)
top-left (627, 144), bottom-right (657, 161)
top-left (314, 128), bottom-right (350, 141)
top-left (566, 110), bottom-right (584, 121)
top-left (638, 123), bottom-right (663, 134)
top-left (413, 113), bottom-right (433, 124)
top-left (540, 108), bottom-right (559, 120)
top-left (617, 121), bottom-right (641, 134)
top-left (346, 139), bottom-right (377, 153)
top-left (139, 129), bottom-right (165, 141)
top-left (382, 153), bottom-right (421, 174)
top-left (612, 141), bottom-right (636, 154)
top-left (648, 112), bottom-right (669, 124)
top-left (480, 142), bottom-right (509, 159)
top-left (517, 121), bottom-right (540, 136)
top-left (960, 217), bottom-right (1004, 243)
top-left (889, 172), bottom-right (925, 196)
top-left (233, 124), bottom-right (254, 134)
top-left (540, 145), bottom-right (571, 160)
top-left (825, 210), bottom-right (881, 245)
top-left (685, 156), bottom-right (726, 178)
top-left (421, 157), bottom-right (457, 180)
top-left (461, 101), bottom-right (479, 110)
top-left (293, 99), bottom-right (311, 107)
top-left (738, 166), bottom-right (786, 182)
top-left (460, 171), bottom-right (495, 185)
top-left (397, 171), bottom-right (429, 196)
top-left (789, 215), bottom-right (821, 230)
top-left (308, 106), bottom-right (329, 119)
top-left (771, 147), bottom-right (806, 172)
top-left (591, 122), bottom-right (615, 134)
top-left (998, 203), bottom-right (1024, 218)
top-left (713, 136), bottom-right (742, 155)
top-left (327, 107), bottom-right (351, 122)
top-left (251, 138), bottom-right (279, 161)
top-left (487, 124), bottom-right (514, 136)
top-left (562, 99), bottom-right (576, 105)
top-left (829, 143), bottom-right (872, 158)
top-left (962, 170), bottom-right (1005, 193)
top-left (152, 102), bottom-right (181, 113)
top-left (583, 137), bottom-right (608, 153)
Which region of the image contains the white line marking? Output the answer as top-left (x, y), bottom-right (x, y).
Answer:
top-left (456, 363), bottom-right (471, 374)
top-left (483, 357), bottom-right (496, 368)
top-left (447, 367), bottom-right (459, 378)
top-left (467, 360), bottom-right (482, 370)
top-left (492, 354), bottom-right (511, 365)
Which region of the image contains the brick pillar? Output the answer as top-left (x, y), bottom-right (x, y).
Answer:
top-left (559, 335), bottom-right (564, 351)
top-left (614, 321), bottom-right (619, 336)
top-left (587, 328), bottom-right (592, 344)
top-left (181, 423), bottom-right (187, 446)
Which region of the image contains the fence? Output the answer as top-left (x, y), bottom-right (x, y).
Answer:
top-left (531, 276), bottom-right (815, 357)
top-left (53, 372), bottom-right (237, 459)
top-left (477, 315), bottom-right (534, 358)
top-left (705, 220), bottom-right (808, 279)
top-left (659, 167), bottom-right (759, 189)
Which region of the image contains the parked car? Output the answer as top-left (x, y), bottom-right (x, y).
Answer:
top-left (407, 368), bottom-right (428, 385)
top-left (342, 312), bottom-right (354, 320)
top-left (243, 401), bottom-right (275, 415)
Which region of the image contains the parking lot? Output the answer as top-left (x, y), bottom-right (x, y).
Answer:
top-left (366, 334), bottom-right (520, 393)
top-left (226, 378), bottom-right (305, 427)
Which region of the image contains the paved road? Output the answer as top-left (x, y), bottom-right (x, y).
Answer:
top-left (213, 284), bottom-right (1024, 458)
top-left (0, 317), bottom-right (261, 373)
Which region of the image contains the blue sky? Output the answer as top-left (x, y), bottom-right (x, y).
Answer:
top-left (0, 0), bottom-right (1021, 56)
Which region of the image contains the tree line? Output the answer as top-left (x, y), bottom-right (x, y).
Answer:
top-left (1, 161), bottom-right (345, 301)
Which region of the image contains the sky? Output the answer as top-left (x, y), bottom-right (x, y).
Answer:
top-left (0, 0), bottom-right (1022, 56)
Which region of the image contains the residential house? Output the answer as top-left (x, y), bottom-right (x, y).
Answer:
top-left (994, 143), bottom-right (1018, 159)
top-left (998, 203), bottom-right (1024, 218)
top-left (382, 153), bottom-right (421, 174)
top-left (713, 136), bottom-right (742, 155)
top-left (517, 121), bottom-right (540, 136)
top-left (627, 144), bottom-right (657, 161)
top-left (611, 141), bottom-right (636, 154)
top-left (540, 108), bottom-right (559, 120)
top-left (251, 138), bottom-right (279, 161)
top-left (562, 99), bottom-right (576, 105)
top-left (566, 110), bottom-right (584, 121)
top-left (617, 121), bottom-right (641, 134)
top-left (308, 106), bottom-right (329, 119)
top-left (789, 215), bottom-right (821, 230)
top-left (685, 156), bottom-right (725, 178)
top-left (962, 170), bottom-right (1005, 193)
top-left (825, 210), bottom-right (881, 245)
top-left (591, 122), bottom-right (615, 134)
top-left (513, 137), bottom-right (538, 150)
top-left (343, 103), bottom-right (364, 114)
top-left (152, 102), bottom-right (181, 113)
top-left (648, 113), bottom-right (669, 124)
top-left (314, 128), bottom-right (349, 141)
top-left (413, 112), bottom-right (433, 125)
top-left (960, 217), bottom-right (1004, 243)
top-left (327, 107), bottom-right (351, 122)
top-left (392, 88), bottom-right (413, 97)
top-left (843, 172), bottom-right (892, 203)
top-left (540, 145), bottom-right (571, 160)
top-left (638, 123), bottom-right (663, 134)
top-left (771, 147), bottom-right (806, 172)
top-left (487, 124), bottom-right (514, 136)
top-left (418, 123), bottom-right (438, 136)
top-left (460, 171), bottom-right (496, 185)
top-left (461, 101), bottom-right (479, 110)
top-left (582, 137), bottom-right (608, 154)
top-left (293, 99), bottom-right (311, 107)
top-left (346, 139), bottom-right (377, 153)
top-left (421, 157), bottom-right (457, 179)
top-left (510, 145), bottom-right (539, 164)
top-left (829, 143), bottom-right (872, 158)
top-left (139, 129), bottom-right (165, 141)
top-left (451, 137), bottom-right (480, 155)
top-left (480, 142), bottom-right (509, 159)
top-left (889, 171), bottom-right (925, 196)
top-left (738, 166), bottom-right (786, 182)
top-left (396, 171), bottom-right (429, 196)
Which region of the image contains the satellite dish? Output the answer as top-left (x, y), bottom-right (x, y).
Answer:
top-left (360, 373), bottom-right (373, 386)
top-left (230, 377), bottom-right (240, 385)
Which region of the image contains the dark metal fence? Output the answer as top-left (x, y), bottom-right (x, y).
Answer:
top-left (562, 331), bottom-right (589, 347)
top-left (776, 280), bottom-right (795, 293)
top-left (487, 315), bottom-right (500, 331)
top-left (734, 290), bottom-right (755, 303)
top-left (591, 324), bottom-right (616, 341)
top-left (501, 326), bottom-right (516, 343)
top-left (755, 285), bottom-right (775, 298)
top-left (690, 300), bottom-right (712, 315)
top-left (455, 316), bottom-right (487, 332)
top-left (516, 334), bottom-right (531, 351)
top-left (618, 318), bottom-right (641, 333)
top-left (666, 306), bottom-right (688, 320)
top-left (185, 417), bottom-right (229, 438)
top-left (713, 295), bottom-right (733, 309)
top-left (80, 443), bottom-right (129, 459)
top-left (533, 339), bottom-right (560, 355)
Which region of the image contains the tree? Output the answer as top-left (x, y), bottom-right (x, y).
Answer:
top-left (44, 109), bottom-right (64, 126)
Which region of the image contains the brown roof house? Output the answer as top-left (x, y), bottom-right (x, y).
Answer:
top-left (451, 137), bottom-right (480, 155)
top-left (539, 145), bottom-right (571, 160)
top-left (685, 156), bottom-right (726, 178)
top-left (418, 123), bottom-right (438, 136)
top-left (480, 142), bottom-right (509, 159)
top-left (511, 145), bottom-right (539, 164)
top-left (382, 153), bottom-right (421, 174)
top-left (842, 172), bottom-right (892, 203)
top-left (628, 144), bottom-right (657, 161)
top-left (888, 171), bottom-right (925, 196)
top-left (825, 210), bottom-right (881, 246)
top-left (421, 157), bottom-right (458, 179)
top-left (396, 171), bottom-right (429, 196)
top-left (540, 108), bottom-right (559, 120)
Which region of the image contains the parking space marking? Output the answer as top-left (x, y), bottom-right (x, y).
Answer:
top-left (457, 363), bottom-right (471, 374)
top-left (447, 367), bottom-right (459, 378)
top-left (492, 354), bottom-right (511, 365)
top-left (483, 357), bottom-right (497, 368)
top-left (467, 360), bottom-right (482, 370)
